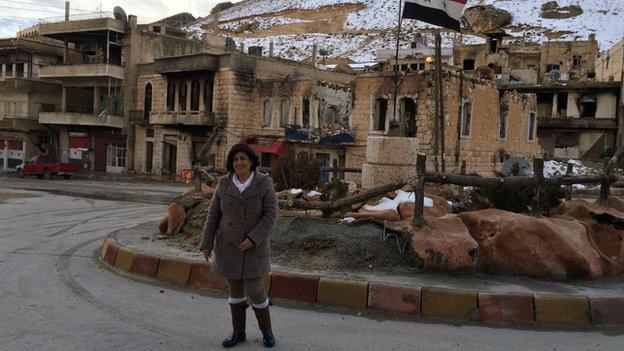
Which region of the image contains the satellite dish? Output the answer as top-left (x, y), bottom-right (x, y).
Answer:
top-left (113, 6), bottom-right (128, 22)
top-left (501, 157), bottom-right (531, 177)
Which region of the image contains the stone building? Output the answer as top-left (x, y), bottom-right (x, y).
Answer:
top-left (130, 47), bottom-right (354, 178)
top-left (349, 70), bottom-right (541, 187)
top-left (17, 13), bottom-right (204, 173)
top-left (596, 38), bottom-right (624, 82)
top-left (0, 37), bottom-right (64, 170)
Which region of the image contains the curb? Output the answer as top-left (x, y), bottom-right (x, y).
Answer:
top-left (100, 235), bottom-right (624, 329)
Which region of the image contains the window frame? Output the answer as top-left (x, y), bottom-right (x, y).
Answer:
top-left (460, 99), bottom-right (473, 139)
top-left (527, 110), bottom-right (537, 143)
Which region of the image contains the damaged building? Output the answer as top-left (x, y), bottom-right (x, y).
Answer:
top-left (0, 37), bottom-right (64, 170)
top-left (349, 70), bottom-right (541, 187)
top-left (131, 45), bottom-right (354, 178)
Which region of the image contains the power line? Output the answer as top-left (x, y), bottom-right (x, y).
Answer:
top-left (0, 0), bottom-right (91, 12)
top-left (0, 5), bottom-right (67, 14)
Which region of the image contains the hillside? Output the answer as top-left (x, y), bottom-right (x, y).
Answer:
top-left (184, 0), bottom-right (624, 63)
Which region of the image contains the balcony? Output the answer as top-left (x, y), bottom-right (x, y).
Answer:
top-left (39, 64), bottom-right (124, 80)
top-left (537, 117), bottom-right (618, 130)
top-left (149, 111), bottom-right (220, 126)
top-left (40, 112), bottom-right (125, 129)
top-left (129, 110), bottom-right (148, 124)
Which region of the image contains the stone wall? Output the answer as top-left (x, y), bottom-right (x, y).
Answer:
top-left (596, 39), bottom-right (624, 82)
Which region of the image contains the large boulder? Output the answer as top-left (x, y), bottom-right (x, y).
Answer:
top-left (398, 194), bottom-right (452, 220)
top-left (458, 209), bottom-right (604, 280)
top-left (410, 215), bottom-right (479, 274)
top-left (462, 5), bottom-right (512, 34)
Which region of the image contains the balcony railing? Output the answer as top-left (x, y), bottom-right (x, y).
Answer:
top-left (149, 111), bottom-right (220, 126)
top-left (40, 112), bottom-right (125, 129)
top-left (538, 117), bottom-right (618, 130)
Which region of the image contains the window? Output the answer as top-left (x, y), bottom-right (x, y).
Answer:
top-left (419, 63), bottom-right (425, 70)
top-left (489, 38), bottom-right (499, 53)
top-left (400, 97), bottom-right (417, 138)
top-left (280, 99), bottom-right (290, 127)
top-left (166, 81), bottom-right (175, 111)
top-left (144, 83), bottom-right (152, 120)
top-left (190, 80), bottom-right (200, 111)
top-left (373, 97), bottom-right (388, 131)
top-left (463, 59), bottom-right (475, 70)
top-left (146, 128), bottom-right (154, 138)
top-left (262, 99), bottom-right (272, 127)
top-left (302, 98), bottom-right (310, 127)
top-left (178, 81), bottom-right (187, 111)
top-left (204, 78), bottom-right (214, 112)
top-left (572, 55), bottom-right (582, 70)
top-left (106, 145), bottom-right (126, 168)
top-left (460, 100), bottom-right (472, 138)
top-left (580, 95), bottom-right (597, 118)
top-left (146, 141), bottom-right (153, 173)
top-left (546, 64), bottom-right (560, 73)
top-left (499, 110), bottom-right (507, 140)
top-left (528, 111), bottom-right (536, 142)
top-left (410, 63), bottom-right (418, 71)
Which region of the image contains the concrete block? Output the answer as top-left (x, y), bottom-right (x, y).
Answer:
top-left (114, 246), bottom-right (134, 272)
top-left (104, 242), bottom-right (119, 266)
top-left (368, 283), bottom-right (421, 314)
top-left (101, 237), bottom-right (111, 259)
top-left (478, 293), bottom-right (534, 324)
top-left (269, 273), bottom-right (319, 303)
top-left (590, 297), bottom-right (624, 325)
top-left (365, 136), bottom-right (420, 164)
top-left (361, 163), bottom-right (417, 189)
top-left (422, 288), bottom-right (478, 319)
top-left (534, 294), bottom-right (590, 326)
top-left (130, 252), bottom-right (160, 278)
top-left (156, 257), bottom-right (192, 285)
top-left (317, 278), bottom-right (368, 310)
top-left (188, 262), bottom-right (227, 291)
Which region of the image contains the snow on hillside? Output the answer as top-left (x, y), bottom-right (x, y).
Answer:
top-left (185, 0), bottom-right (624, 63)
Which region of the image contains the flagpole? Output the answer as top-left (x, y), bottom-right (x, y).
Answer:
top-left (392, 0), bottom-right (403, 126)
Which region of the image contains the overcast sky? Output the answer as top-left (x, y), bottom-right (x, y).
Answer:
top-left (0, 0), bottom-right (221, 38)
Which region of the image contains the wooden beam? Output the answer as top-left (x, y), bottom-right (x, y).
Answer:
top-left (412, 153), bottom-right (427, 227)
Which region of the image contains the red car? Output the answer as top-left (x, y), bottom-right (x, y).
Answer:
top-left (18, 155), bottom-right (79, 179)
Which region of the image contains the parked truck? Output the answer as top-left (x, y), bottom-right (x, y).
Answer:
top-left (16, 155), bottom-right (78, 179)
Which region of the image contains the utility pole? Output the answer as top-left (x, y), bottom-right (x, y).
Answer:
top-left (392, 0), bottom-right (404, 127)
top-left (435, 29), bottom-right (445, 172)
top-left (63, 2), bottom-right (69, 64)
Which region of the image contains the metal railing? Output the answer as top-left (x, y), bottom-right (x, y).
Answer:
top-left (39, 11), bottom-right (114, 24)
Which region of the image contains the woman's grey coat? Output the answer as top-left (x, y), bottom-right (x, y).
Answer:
top-left (200, 171), bottom-right (278, 279)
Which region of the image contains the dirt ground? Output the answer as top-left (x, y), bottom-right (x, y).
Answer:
top-left (0, 192), bottom-right (39, 204)
top-left (164, 215), bottom-right (420, 275)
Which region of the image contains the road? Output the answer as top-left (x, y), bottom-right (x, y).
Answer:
top-left (1, 177), bottom-right (623, 350)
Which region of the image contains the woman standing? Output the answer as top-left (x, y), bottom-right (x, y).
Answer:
top-left (200, 144), bottom-right (278, 348)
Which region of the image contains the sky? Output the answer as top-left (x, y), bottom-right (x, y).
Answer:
top-left (0, 0), bottom-right (222, 38)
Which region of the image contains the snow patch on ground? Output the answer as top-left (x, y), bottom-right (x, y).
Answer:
top-left (363, 190), bottom-right (433, 212)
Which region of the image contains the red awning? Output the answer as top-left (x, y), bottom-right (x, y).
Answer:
top-left (248, 140), bottom-right (289, 155)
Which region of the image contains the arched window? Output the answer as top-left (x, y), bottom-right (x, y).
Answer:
top-left (166, 81), bottom-right (175, 111)
top-left (144, 83), bottom-right (152, 120)
top-left (178, 81), bottom-right (187, 111)
top-left (204, 78), bottom-right (213, 112)
top-left (190, 79), bottom-right (200, 111)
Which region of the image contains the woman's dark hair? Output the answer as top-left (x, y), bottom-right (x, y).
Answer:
top-left (226, 143), bottom-right (259, 173)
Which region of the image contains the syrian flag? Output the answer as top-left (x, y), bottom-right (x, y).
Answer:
top-left (403, 0), bottom-right (467, 32)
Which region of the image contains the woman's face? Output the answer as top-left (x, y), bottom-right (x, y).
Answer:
top-left (233, 151), bottom-right (252, 177)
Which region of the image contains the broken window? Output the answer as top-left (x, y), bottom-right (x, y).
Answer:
top-left (400, 97), bottom-right (417, 138)
top-left (178, 81), bottom-right (187, 111)
top-left (144, 83), bottom-right (152, 120)
top-left (499, 109), bottom-right (507, 140)
top-left (190, 79), bottom-right (200, 111)
top-left (460, 100), bottom-right (472, 138)
top-left (580, 95), bottom-right (597, 118)
top-left (557, 92), bottom-right (568, 117)
top-left (489, 38), bottom-right (499, 53)
top-left (463, 59), bottom-right (475, 70)
top-left (528, 111), bottom-right (536, 142)
top-left (204, 78), bottom-right (213, 113)
top-left (302, 98), bottom-right (310, 127)
top-left (262, 99), bottom-right (272, 127)
top-left (572, 55), bottom-right (582, 70)
top-left (166, 81), bottom-right (175, 111)
top-left (280, 99), bottom-right (290, 127)
top-left (546, 64), bottom-right (560, 73)
top-left (373, 97), bottom-right (388, 131)
top-left (410, 63), bottom-right (418, 71)
top-left (555, 132), bottom-right (580, 148)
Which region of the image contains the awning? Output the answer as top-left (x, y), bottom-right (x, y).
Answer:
top-left (247, 140), bottom-right (289, 156)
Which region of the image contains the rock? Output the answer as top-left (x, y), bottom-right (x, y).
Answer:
top-left (540, 1), bottom-right (583, 19)
top-left (398, 202), bottom-right (414, 220)
top-left (347, 181), bottom-right (358, 195)
top-left (462, 5), bottom-right (512, 34)
top-left (410, 215), bottom-right (479, 274)
top-left (164, 203), bottom-right (187, 236)
top-left (458, 209), bottom-right (604, 280)
top-left (386, 191), bottom-right (397, 200)
top-left (210, 2), bottom-right (235, 16)
top-left (276, 189), bottom-right (293, 199)
top-left (398, 194), bottom-right (451, 220)
top-left (182, 183), bottom-right (215, 197)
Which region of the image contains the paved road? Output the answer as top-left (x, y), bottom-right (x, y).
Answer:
top-left (1, 180), bottom-right (623, 350)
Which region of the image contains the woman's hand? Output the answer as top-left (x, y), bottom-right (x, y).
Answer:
top-left (238, 239), bottom-right (254, 251)
top-left (202, 249), bottom-right (212, 262)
